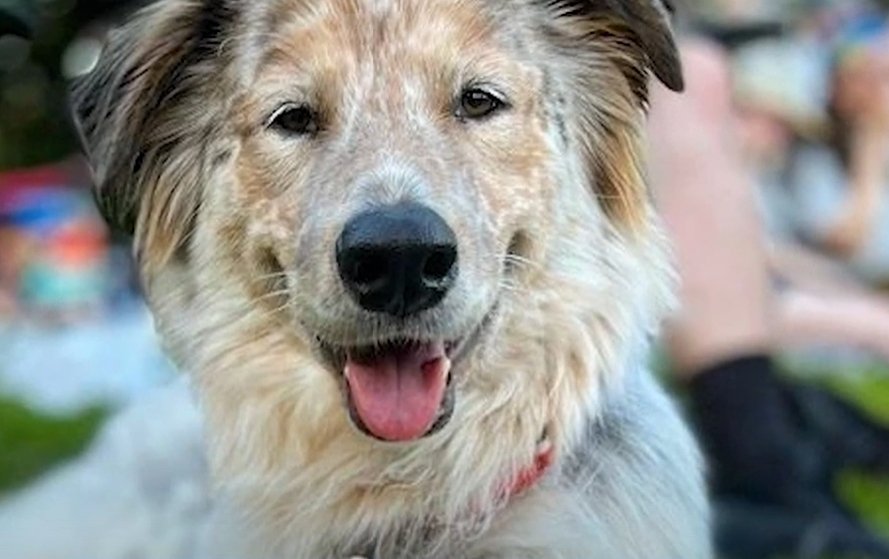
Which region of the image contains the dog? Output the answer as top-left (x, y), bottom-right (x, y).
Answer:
top-left (64, 0), bottom-right (711, 557)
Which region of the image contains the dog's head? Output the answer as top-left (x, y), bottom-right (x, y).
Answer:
top-left (72, 0), bottom-right (680, 510)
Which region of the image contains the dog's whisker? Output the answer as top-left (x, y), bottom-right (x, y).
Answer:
top-left (252, 271), bottom-right (295, 283)
top-left (503, 253), bottom-right (535, 265)
top-left (255, 289), bottom-right (291, 303)
top-left (249, 302), bottom-right (295, 324)
top-left (498, 286), bottom-right (532, 299)
top-left (503, 254), bottom-right (542, 274)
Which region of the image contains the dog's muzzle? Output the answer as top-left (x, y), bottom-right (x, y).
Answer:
top-left (327, 202), bottom-right (461, 443)
top-left (336, 202), bottom-right (458, 318)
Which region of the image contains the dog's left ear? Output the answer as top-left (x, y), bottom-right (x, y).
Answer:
top-left (539, 0), bottom-right (683, 229)
top-left (542, 0), bottom-right (684, 97)
top-left (609, 0), bottom-right (683, 92)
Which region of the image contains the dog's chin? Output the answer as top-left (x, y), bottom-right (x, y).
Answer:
top-left (314, 306), bottom-right (496, 444)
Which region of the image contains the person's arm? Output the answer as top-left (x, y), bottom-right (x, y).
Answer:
top-left (822, 123), bottom-right (889, 256)
top-left (767, 241), bottom-right (861, 295)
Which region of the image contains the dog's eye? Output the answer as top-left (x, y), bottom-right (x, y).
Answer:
top-left (458, 89), bottom-right (504, 120)
top-left (268, 104), bottom-right (319, 136)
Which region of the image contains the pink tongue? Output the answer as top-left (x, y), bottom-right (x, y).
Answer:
top-left (345, 342), bottom-right (450, 442)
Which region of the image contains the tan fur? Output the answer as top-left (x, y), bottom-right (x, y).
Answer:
top-left (71, 1), bottom-right (708, 557)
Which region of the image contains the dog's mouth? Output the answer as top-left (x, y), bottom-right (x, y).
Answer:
top-left (344, 340), bottom-right (455, 442)
top-left (318, 339), bottom-right (460, 443)
top-left (317, 313), bottom-right (493, 443)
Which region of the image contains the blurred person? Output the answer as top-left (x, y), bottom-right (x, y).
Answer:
top-left (787, 14), bottom-right (889, 283)
top-left (650, 37), bottom-right (889, 558)
top-left (731, 32), bottom-right (889, 362)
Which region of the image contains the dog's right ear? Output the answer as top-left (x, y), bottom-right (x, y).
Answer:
top-left (537, 0), bottom-right (683, 230)
top-left (71, 0), bottom-right (236, 268)
top-left (540, 0), bottom-right (684, 100)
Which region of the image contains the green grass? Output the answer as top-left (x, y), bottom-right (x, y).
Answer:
top-left (817, 370), bottom-right (889, 537)
top-left (820, 370), bottom-right (889, 425)
top-left (0, 398), bottom-right (107, 495)
top-left (840, 471), bottom-right (889, 536)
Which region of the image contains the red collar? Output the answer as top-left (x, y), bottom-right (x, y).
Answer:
top-left (503, 439), bottom-right (555, 499)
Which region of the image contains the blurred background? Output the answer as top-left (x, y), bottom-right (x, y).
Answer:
top-left (1, 0), bottom-right (889, 558)
top-left (0, 0), bottom-right (171, 494)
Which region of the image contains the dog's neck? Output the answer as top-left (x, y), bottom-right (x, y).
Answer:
top-left (501, 435), bottom-right (555, 499)
top-left (352, 433), bottom-right (556, 559)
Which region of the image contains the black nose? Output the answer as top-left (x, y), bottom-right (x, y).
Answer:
top-left (336, 203), bottom-right (458, 317)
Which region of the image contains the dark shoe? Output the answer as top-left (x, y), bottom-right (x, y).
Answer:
top-left (780, 381), bottom-right (889, 475)
top-left (716, 497), bottom-right (889, 559)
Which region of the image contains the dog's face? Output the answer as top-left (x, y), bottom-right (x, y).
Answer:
top-left (236, 2), bottom-right (561, 442)
top-left (74, 0), bottom-right (680, 451)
